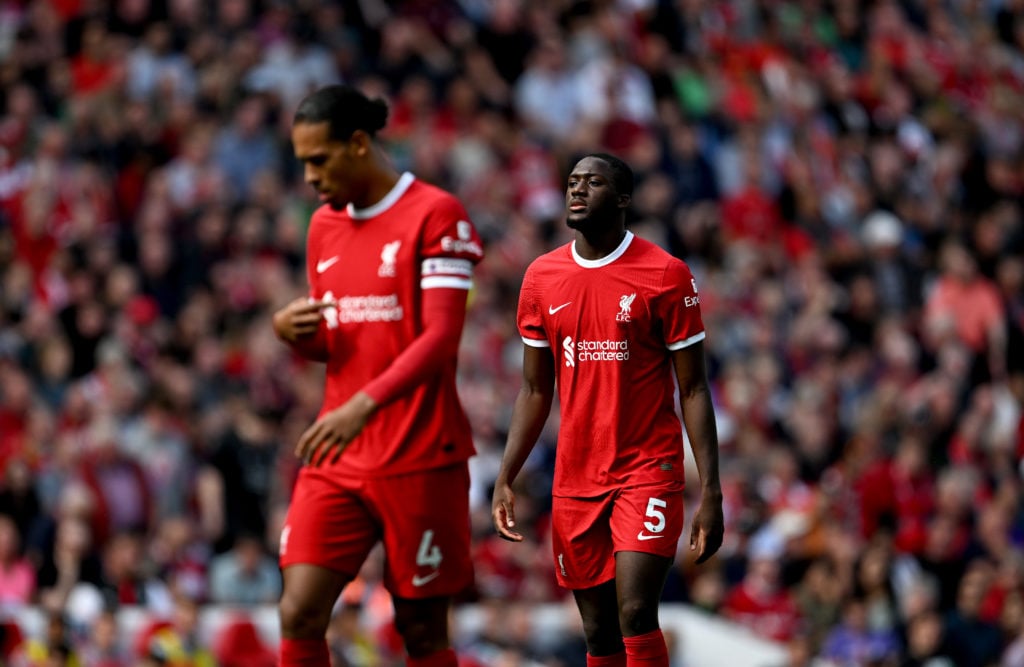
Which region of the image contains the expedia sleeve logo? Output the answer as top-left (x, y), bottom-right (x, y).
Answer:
top-left (686, 278), bottom-right (700, 308)
top-left (440, 220), bottom-right (483, 256)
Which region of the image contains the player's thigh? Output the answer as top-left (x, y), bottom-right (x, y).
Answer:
top-left (279, 468), bottom-right (379, 578)
top-left (280, 564), bottom-right (352, 634)
top-left (609, 481), bottom-right (685, 559)
top-left (551, 492), bottom-right (616, 590)
top-left (371, 463), bottom-right (473, 599)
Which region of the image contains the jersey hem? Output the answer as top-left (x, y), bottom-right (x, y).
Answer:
top-left (522, 337), bottom-right (551, 348)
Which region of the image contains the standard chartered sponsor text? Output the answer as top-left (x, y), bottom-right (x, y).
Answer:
top-left (338, 294), bottom-right (404, 323)
top-left (576, 339), bottom-right (630, 361)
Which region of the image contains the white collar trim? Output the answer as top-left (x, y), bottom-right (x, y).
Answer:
top-left (571, 231), bottom-right (634, 268)
top-left (347, 172), bottom-right (415, 219)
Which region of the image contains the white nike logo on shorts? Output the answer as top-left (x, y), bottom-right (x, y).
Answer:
top-left (549, 302), bottom-right (572, 315)
top-left (637, 531), bottom-right (664, 541)
top-left (412, 571), bottom-right (440, 587)
top-left (316, 256), bottom-right (340, 273)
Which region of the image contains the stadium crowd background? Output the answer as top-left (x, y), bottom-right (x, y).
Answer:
top-left (1, 0), bottom-right (1024, 665)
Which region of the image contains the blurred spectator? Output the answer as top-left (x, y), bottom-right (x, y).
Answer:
top-left (10, 612), bottom-right (79, 667)
top-left (134, 595), bottom-right (214, 667)
top-left (0, 514), bottom-right (35, 606)
top-left (722, 554), bottom-right (801, 642)
top-left (211, 94), bottom-right (281, 202)
top-left (943, 561), bottom-right (1004, 667)
top-left (78, 417), bottom-right (151, 545)
top-left (206, 406), bottom-right (280, 552)
top-left (78, 609), bottom-right (130, 667)
top-left (818, 596), bottom-right (901, 665)
top-left (95, 531), bottom-right (172, 615)
top-left (206, 533), bottom-right (280, 606)
top-left (924, 238), bottom-right (1008, 386)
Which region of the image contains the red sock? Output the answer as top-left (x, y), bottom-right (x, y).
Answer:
top-left (623, 629), bottom-right (669, 666)
top-left (408, 648), bottom-right (458, 666)
top-left (280, 637), bottom-right (329, 666)
top-left (587, 650), bottom-right (627, 666)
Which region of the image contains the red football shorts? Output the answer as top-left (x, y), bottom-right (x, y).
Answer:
top-left (550, 480), bottom-right (685, 589)
top-left (279, 462), bottom-right (473, 599)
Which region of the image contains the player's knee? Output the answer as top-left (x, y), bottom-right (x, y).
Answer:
top-left (279, 590), bottom-right (332, 638)
top-left (617, 597), bottom-right (658, 636)
top-left (394, 608), bottom-right (447, 657)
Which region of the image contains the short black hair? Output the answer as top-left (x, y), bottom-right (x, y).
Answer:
top-left (584, 152), bottom-right (634, 196)
top-left (293, 85), bottom-right (389, 141)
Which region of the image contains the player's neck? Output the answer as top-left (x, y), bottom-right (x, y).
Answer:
top-left (353, 156), bottom-right (403, 210)
top-left (574, 226), bottom-right (627, 260)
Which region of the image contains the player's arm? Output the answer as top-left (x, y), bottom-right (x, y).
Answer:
top-left (295, 286), bottom-right (468, 465)
top-left (272, 297), bottom-right (332, 363)
top-left (492, 343), bottom-right (555, 542)
top-left (672, 340), bottom-right (724, 564)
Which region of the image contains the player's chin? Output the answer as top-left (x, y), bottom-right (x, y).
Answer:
top-left (565, 213), bottom-right (589, 230)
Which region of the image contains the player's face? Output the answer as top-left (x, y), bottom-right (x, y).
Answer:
top-left (565, 157), bottom-right (625, 230)
top-left (292, 121), bottom-right (362, 210)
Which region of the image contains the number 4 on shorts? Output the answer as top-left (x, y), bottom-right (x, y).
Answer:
top-left (416, 529), bottom-right (443, 569)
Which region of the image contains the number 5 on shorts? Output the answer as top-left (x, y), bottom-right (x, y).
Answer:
top-left (644, 497), bottom-right (667, 534)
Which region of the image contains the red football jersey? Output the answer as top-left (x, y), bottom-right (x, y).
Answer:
top-left (517, 232), bottom-right (705, 497)
top-left (306, 173), bottom-right (483, 476)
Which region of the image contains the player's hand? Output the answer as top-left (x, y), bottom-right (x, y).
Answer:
top-left (491, 479), bottom-right (523, 542)
top-left (295, 391), bottom-right (378, 466)
top-left (273, 297), bottom-right (332, 343)
top-left (689, 489), bottom-right (724, 564)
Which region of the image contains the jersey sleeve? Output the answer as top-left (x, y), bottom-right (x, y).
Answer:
top-left (517, 263), bottom-right (549, 347)
top-left (657, 259), bottom-right (706, 350)
top-left (419, 194), bottom-right (484, 291)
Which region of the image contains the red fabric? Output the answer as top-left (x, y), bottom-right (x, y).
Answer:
top-left (623, 629), bottom-right (669, 666)
top-left (363, 286), bottom-right (467, 405)
top-left (214, 617), bottom-right (276, 667)
top-left (279, 637), bottom-right (329, 666)
top-left (305, 175), bottom-right (482, 477)
top-left (720, 186), bottom-right (783, 245)
top-left (0, 620), bottom-right (23, 658)
top-left (70, 56), bottom-right (116, 96)
top-left (855, 460), bottom-right (934, 554)
top-left (722, 583), bottom-right (800, 641)
top-left (517, 233), bottom-right (703, 497)
top-left (134, 620), bottom-right (173, 658)
top-left (408, 648), bottom-right (458, 667)
top-left (588, 651), bottom-right (627, 666)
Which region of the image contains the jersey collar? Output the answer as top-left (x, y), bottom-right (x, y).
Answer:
top-left (347, 172), bottom-right (415, 219)
top-left (571, 231), bottom-right (634, 268)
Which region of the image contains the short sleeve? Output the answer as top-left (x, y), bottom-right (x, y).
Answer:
top-left (419, 194), bottom-right (484, 291)
top-left (657, 260), bottom-right (705, 350)
top-left (517, 264), bottom-right (549, 347)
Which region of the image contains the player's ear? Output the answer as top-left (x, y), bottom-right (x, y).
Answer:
top-left (347, 129), bottom-right (372, 157)
top-left (618, 193), bottom-right (631, 209)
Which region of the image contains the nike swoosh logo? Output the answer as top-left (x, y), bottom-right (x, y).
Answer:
top-left (411, 571), bottom-right (440, 587)
top-left (316, 256), bottom-right (340, 273)
top-left (548, 302), bottom-right (572, 315)
top-left (637, 532), bottom-right (664, 541)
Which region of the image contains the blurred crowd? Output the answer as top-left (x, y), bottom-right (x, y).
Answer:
top-left (1, 0), bottom-right (1024, 665)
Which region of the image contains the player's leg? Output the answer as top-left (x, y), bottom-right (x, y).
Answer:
top-left (278, 469), bottom-right (379, 666)
top-left (615, 551), bottom-right (674, 666)
top-left (374, 464), bottom-right (473, 666)
top-left (609, 482), bottom-right (685, 666)
top-left (572, 579), bottom-right (626, 662)
top-left (552, 493), bottom-right (624, 665)
top-left (391, 595), bottom-right (457, 665)
top-left (279, 564), bottom-right (351, 665)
